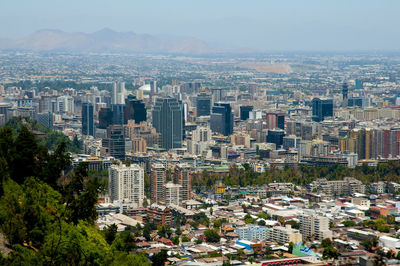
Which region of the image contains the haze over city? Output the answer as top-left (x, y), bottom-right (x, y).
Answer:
top-left (1, 0), bottom-right (400, 51)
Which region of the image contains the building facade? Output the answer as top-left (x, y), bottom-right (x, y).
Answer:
top-left (109, 163), bottom-right (144, 207)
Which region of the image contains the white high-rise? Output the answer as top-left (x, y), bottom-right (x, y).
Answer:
top-left (112, 82), bottom-right (126, 104)
top-left (299, 213), bottom-right (332, 241)
top-left (56, 96), bottom-right (74, 113)
top-left (109, 163), bottom-right (144, 207)
top-left (164, 182), bottom-right (181, 206)
top-left (188, 126), bottom-right (213, 155)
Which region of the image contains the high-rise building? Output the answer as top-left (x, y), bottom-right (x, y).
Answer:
top-left (98, 107), bottom-right (113, 129)
top-left (56, 96), bottom-right (74, 113)
top-left (282, 135), bottom-right (301, 150)
top-left (0, 102), bottom-right (12, 122)
top-left (82, 102), bottom-right (95, 137)
top-left (312, 98), bottom-right (333, 122)
top-left (124, 97), bottom-right (147, 124)
top-left (240, 105), bottom-right (253, 120)
top-left (266, 129), bottom-right (285, 147)
top-left (150, 80), bottom-right (157, 94)
top-left (355, 79), bottom-right (363, 90)
top-left (348, 97), bottom-right (363, 108)
top-left (210, 103), bottom-right (233, 136)
top-left (152, 97), bottom-right (183, 150)
top-left (112, 104), bottom-right (125, 125)
top-left (196, 92), bottom-right (211, 117)
top-left (342, 82), bottom-right (349, 108)
top-left (175, 164), bottom-right (192, 202)
top-left (151, 164), bottom-right (166, 203)
top-left (266, 112), bottom-right (285, 130)
top-left (164, 182), bottom-right (181, 206)
top-left (299, 213), bottom-right (332, 241)
top-left (211, 88), bottom-right (223, 103)
top-left (35, 112), bottom-right (54, 129)
top-left (187, 126), bottom-right (212, 155)
top-left (112, 82), bottom-right (126, 104)
top-left (124, 121), bottom-right (161, 148)
top-left (102, 125), bottom-right (125, 160)
top-left (109, 163), bottom-right (144, 207)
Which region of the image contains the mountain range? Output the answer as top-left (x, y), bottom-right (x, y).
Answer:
top-left (0, 28), bottom-right (216, 54)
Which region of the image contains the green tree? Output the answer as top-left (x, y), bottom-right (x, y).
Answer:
top-left (151, 249), bottom-right (168, 266)
top-left (112, 230), bottom-right (137, 252)
top-left (11, 126), bottom-right (39, 184)
top-left (204, 229), bottom-right (221, 243)
top-left (258, 220), bottom-right (266, 226)
top-left (288, 242), bottom-right (294, 253)
top-left (143, 223), bottom-right (152, 241)
top-left (321, 238), bottom-right (332, 248)
top-left (63, 163), bottom-right (100, 225)
top-left (181, 236), bottom-right (190, 242)
top-left (104, 224), bottom-right (118, 245)
top-left (322, 246), bottom-right (339, 260)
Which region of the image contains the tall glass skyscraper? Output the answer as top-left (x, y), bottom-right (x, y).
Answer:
top-left (112, 104), bottom-right (125, 125)
top-left (196, 92), bottom-right (211, 116)
top-left (312, 98), bottom-right (333, 122)
top-left (82, 102), bottom-right (95, 137)
top-left (152, 97), bottom-right (183, 150)
top-left (124, 96), bottom-right (147, 124)
top-left (210, 103), bottom-right (233, 136)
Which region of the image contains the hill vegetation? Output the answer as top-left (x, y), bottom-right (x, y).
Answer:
top-left (0, 124), bottom-right (149, 265)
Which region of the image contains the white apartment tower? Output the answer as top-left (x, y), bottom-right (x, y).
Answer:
top-left (109, 163), bottom-right (144, 207)
top-left (174, 163), bottom-right (192, 202)
top-left (164, 182), bottom-right (181, 206)
top-left (151, 163), bottom-right (166, 203)
top-left (112, 81), bottom-right (126, 104)
top-left (56, 96), bottom-right (74, 113)
top-left (299, 213), bottom-right (332, 241)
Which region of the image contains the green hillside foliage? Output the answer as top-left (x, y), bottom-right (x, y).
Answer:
top-left (0, 125), bottom-right (150, 265)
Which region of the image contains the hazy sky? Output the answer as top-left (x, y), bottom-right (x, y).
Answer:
top-left (2, 0), bottom-right (400, 51)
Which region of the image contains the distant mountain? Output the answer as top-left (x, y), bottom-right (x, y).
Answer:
top-left (0, 28), bottom-right (215, 54)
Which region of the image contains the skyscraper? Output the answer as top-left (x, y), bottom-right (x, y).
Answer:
top-left (112, 82), bottom-right (126, 104)
top-left (240, 105), bottom-right (253, 120)
top-left (102, 125), bottom-right (125, 160)
top-left (355, 79), bottom-right (363, 90)
top-left (36, 112), bottom-right (54, 129)
top-left (112, 104), bottom-right (125, 125)
top-left (266, 112), bottom-right (285, 130)
top-left (312, 98), bottom-right (333, 122)
top-left (124, 96), bottom-right (147, 124)
top-left (98, 107), bottom-right (113, 129)
top-left (151, 164), bottom-right (166, 203)
top-left (152, 97), bottom-right (183, 150)
top-left (109, 163), bottom-right (144, 207)
top-left (196, 92), bottom-right (211, 117)
top-left (210, 103), bottom-right (233, 136)
top-left (266, 129), bottom-right (285, 148)
top-left (175, 164), bottom-right (192, 202)
top-left (342, 82), bottom-right (349, 108)
top-left (82, 102), bottom-right (95, 137)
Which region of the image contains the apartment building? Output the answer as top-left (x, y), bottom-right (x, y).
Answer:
top-left (108, 163), bottom-right (144, 207)
top-left (235, 225), bottom-right (269, 240)
top-left (308, 177), bottom-right (365, 198)
top-left (298, 213), bottom-right (332, 241)
top-left (266, 225), bottom-right (303, 244)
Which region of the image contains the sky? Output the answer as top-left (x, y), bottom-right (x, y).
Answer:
top-left (2, 0), bottom-right (400, 51)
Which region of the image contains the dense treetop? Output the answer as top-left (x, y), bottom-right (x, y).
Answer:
top-left (0, 124), bottom-right (149, 265)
